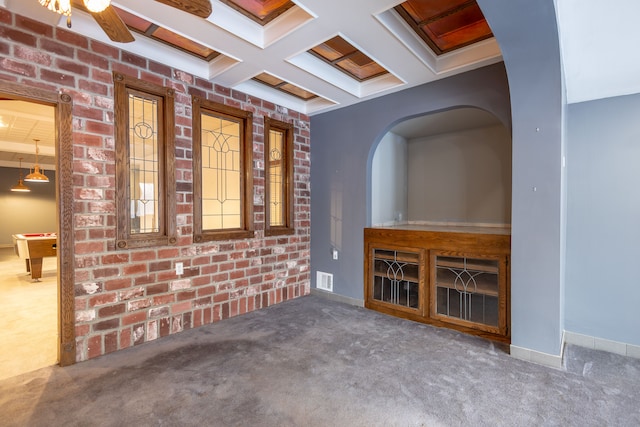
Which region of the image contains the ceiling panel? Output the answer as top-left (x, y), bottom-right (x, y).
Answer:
top-left (219, 0), bottom-right (295, 25)
top-left (310, 36), bottom-right (389, 82)
top-left (253, 72), bottom-right (318, 100)
top-left (395, 0), bottom-right (493, 54)
top-left (8, 0), bottom-right (503, 115)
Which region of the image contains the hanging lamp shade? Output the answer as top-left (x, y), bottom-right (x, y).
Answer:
top-left (11, 157), bottom-right (31, 192)
top-left (84, 0), bottom-right (111, 13)
top-left (39, 0), bottom-right (71, 16)
top-left (25, 139), bottom-right (50, 183)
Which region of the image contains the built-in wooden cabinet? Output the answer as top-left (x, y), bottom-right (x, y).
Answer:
top-left (364, 226), bottom-right (511, 343)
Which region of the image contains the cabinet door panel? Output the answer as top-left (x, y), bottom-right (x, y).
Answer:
top-left (366, 246), bottom-right (426, 316)
top-left (431, 251), bottom-right (507, 335)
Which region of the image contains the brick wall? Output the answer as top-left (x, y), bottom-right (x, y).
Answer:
top-left (0, 9), bottom-right (311, 361)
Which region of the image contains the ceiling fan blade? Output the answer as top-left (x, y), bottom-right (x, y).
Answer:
top-left (154, 0), bottom-right (212, 19)
top-left (90, 5), bottom-right (135, 43)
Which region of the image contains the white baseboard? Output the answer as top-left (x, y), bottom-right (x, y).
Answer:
top-left (510, 344), bottom-right (564, 369)
top-left (564, 331), bottom-right (640, 359)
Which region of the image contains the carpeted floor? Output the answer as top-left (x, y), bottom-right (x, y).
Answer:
top-left (1, 294), bottom-right (638, 426)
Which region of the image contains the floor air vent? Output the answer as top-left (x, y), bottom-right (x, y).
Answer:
top-left (316, 271), bottom-right (334, 292)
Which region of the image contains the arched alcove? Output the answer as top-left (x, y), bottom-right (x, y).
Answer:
top-left (371, 107), bottom-right (511, 228)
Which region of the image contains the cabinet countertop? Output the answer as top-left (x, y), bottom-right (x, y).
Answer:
top-left (368, 223), bottom-right (511, 235)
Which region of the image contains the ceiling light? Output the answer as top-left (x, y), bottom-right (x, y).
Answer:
top-left (25, 139), bottom-right (50, 183)
top-left (83, 0), bottom-right (111, 13)
top-left (39, 0), bottom-right (71, 16)
top-left (11, 157), bottom-right (31, 193)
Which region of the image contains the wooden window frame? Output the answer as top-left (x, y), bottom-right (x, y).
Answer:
top-left (192, 96), bottom-right (254, 242)
top-left (114, 72), bottom-right (177, 249)
top-left (264, 117), bottom-right (294, 236)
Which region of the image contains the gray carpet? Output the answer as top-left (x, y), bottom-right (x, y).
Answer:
top-left (1, 295), bottom-right (638, 426)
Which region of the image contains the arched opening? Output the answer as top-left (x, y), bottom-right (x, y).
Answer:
top-left (365, 106), bottom-right (512, 343)
top-left (371, 107), bottom-right (511, 228)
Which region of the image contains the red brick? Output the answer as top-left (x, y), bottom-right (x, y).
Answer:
top-left (98, 303), bottom-right (126, 317)
top-left (90, 40), bottom-right (119, 59)
top-left (94, 318), bottom-right (120, 331)
top-left (85, 120), bottom-right (113, 134)
top-left (133, 323), bottom-right (146, 345)
top-left (121, 51), bottom-right (147, 68)
top-left (104, 277), bottom-right (132, 291)
top-left (149, 60), bottom-right (172, 77)
top-left (89, 293), bottom-right (117, 307)
top-left (140, 71), bottom-right (164, 87)
top-left (0, 58), bottom-right (36, 78)
top-left (153, 294), bottom-right (175, 305)
top-left (87, 335), bottom-right (102, 359)
top-left (56, 58), bottom-right (90, 76)
top-left (40, 39), bottom-right (74, 57)
top-left (123, 312), bottom-right (147, 326)
top-left (120, 328), bottom-right (132, 349)
top-left (131, 251), bottom-right (156, 261)
top-left (93, 267), bottom-right (120, 279)
top-left (123, 263), bottom-right (147, 275)
top-left (158, 318), bottom-right (169, 337)
top-left (0, 27), bottom-right (37, 46)
top-left (56, 28), bottom-right (89, 48)
top-left (14, 45), bottom-right (52, 66)
top-left (171, 301), bottom-right (192, 314)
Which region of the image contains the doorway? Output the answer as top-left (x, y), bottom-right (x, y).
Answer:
top-left (0, 81), bottom-right (76, 378)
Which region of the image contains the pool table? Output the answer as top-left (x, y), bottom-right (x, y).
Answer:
top-left (12, 233), bottom-right (57, 281)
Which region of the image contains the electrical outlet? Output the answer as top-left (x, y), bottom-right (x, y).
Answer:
top-left (332, 248), bottom-right (338, 260)
top-left (175, 262), bottom-right (184, 275)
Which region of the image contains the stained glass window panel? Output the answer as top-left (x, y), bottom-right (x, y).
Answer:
top-left (128, 93), bottom-right (159, 234)
top-left (201, 113), bottom-right (242, 230)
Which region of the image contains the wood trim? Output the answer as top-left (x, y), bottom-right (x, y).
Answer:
top-left (264, 117), bottom-right (295, 236)
top-left (364, 242), bottom-right (427, 317)
top-left (192, 97), bottom-right (255, 243)
top-left (364, 227), bottom-right (511, 344)
top-left (0, 81), bottom-right (76, 366)
top-left (113, 72), bottom-right (177, 249)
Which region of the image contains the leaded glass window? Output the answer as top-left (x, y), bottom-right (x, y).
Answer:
top-left (128, 91), bottom-right (160, 234)
top-left (114, 72), bottom-right (176, 249)
top-left (264, 117), bottom-right (294, 236)
top-left (192, 97), bottom-right (254, 242)
top-left (201, 113), bottom-right (242, 230)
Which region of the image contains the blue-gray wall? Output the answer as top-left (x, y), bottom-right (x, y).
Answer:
top-left (311, 0), bottom-right (567, 356)
top-left (478, 0), bottom-right (565, 356)
top-left (310, 62), bottom-right (511, 298)
top-left (566, 93), bottom-right (640, 346)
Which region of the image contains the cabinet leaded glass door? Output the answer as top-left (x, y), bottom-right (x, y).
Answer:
top-left (431, 251), bottom-right (508, 335)
top-left (371, 248), bottom-right (424, 314)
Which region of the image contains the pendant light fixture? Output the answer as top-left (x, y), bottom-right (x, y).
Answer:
top-left (39, 0), bottom-right (71, 16)
top-left (83, 0), bottom-right (111, 13)
top-left (11, 157), bottom-right (31, 193)
top-left (25, 139), bottom-right (50, 183)
top-left (39, 0), bottom-right (112, 28)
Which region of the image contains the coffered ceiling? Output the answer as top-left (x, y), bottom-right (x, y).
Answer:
top-left (5, 0), bottom-right (502, 116)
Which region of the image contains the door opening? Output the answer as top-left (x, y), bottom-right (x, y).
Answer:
top-left (0, 81), bottom-right (75, 378)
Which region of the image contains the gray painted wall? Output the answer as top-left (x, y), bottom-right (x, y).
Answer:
top-left (310, 62), bottom-right (512, 300)
top-left (566, 93), bottom-right (640, 346)
top-left (477, 0), bottom-right (565, 355)
top-left (312, 0), bottom-right (567, 356)
top-left (0, 166), bottom-right (57, 246)
top-left (371, 132), bottom-right (407, 226)
top-left (407, 125), bottom-right (511, 225)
